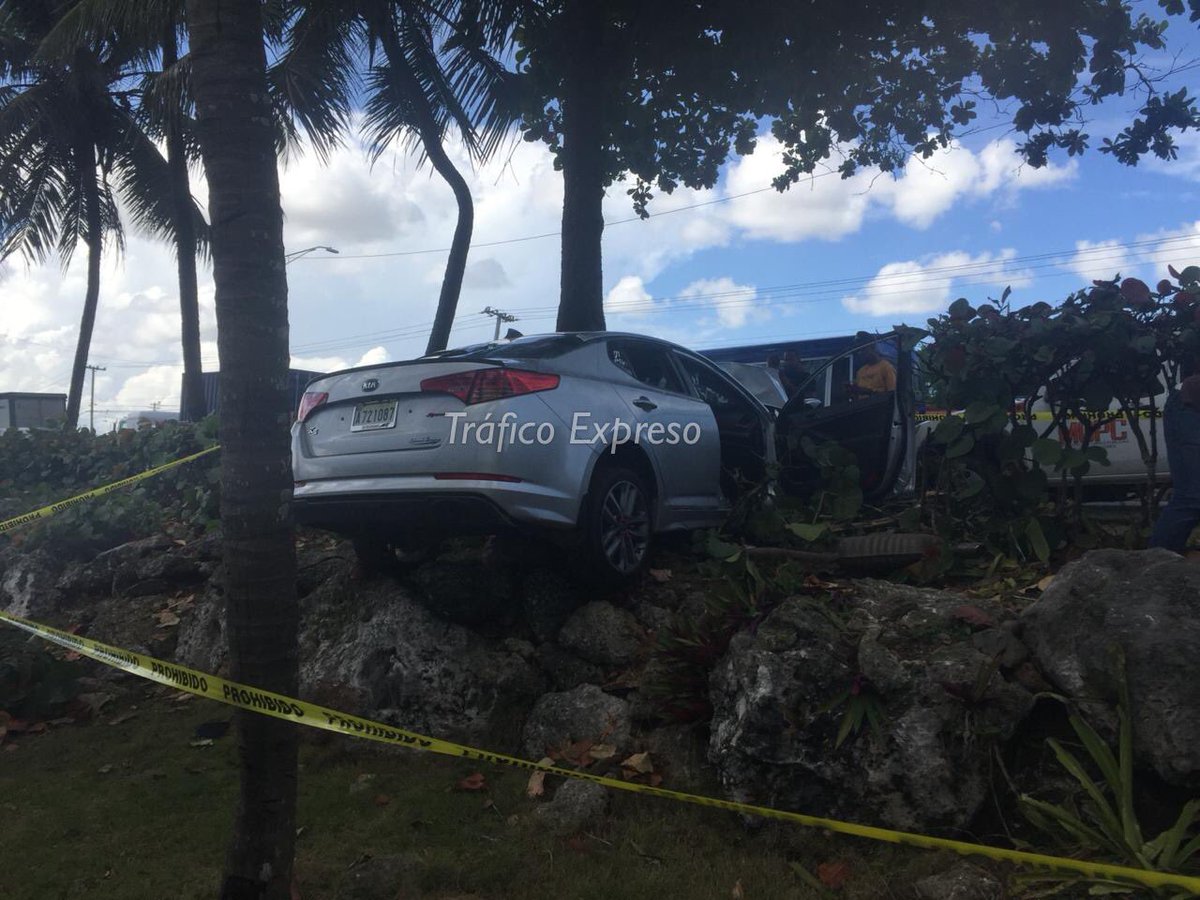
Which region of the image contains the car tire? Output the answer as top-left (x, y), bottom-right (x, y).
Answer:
top-left (581, 463), bottom-right (653, 583)
top-left (351, 535), bottom-right (436, 577)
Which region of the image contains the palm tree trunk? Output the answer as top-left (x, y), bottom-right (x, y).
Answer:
top-left (556, 0), bottom-right (606, 333)
top-left (184, 3), bottom-right (298, 898)
top-left (422, 130), bottom-right (474, 355)
top-left (375, 22), bottom-right (474, 355)
top-left (65, 140), bottom-right (103, 431)
top-left (163, 27), bottom-right (205, 422)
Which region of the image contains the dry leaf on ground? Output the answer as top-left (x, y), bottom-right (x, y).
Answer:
top-left (620, 752), bottom-right (654, 775)
top-left (526, 771), bottom-right (547, 799)
top-left (817, 860), bottom-right (852, 889)
top-left (649, 569), bottom-right (673, 583)
top-left (455, 772), bottom-right (486, 791)
top-left (528, 758), bottom-right (554, 801)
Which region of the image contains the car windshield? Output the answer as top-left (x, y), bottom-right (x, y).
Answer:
top-left (424, 335), bottom-right (584, 361)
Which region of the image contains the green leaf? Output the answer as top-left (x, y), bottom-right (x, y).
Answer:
top-left (932, 415), bottom-right (965, 445)
top-left (949, 298), bottom-right (975, 320)
top-left (705, 532), bottom-right (741, 561)
top-left (964, 401), bottom-right (996, 424)
top-left (1032, 439), bottom-right (1063, 466)
top-left (1148, 799), bottom-right (1200, 868)
top-left (1026, 518), bottom-right (1051, 562)
top-left (1046, 738), bottom-right (1126, 849)
top-left (952, 470), bottom-right (985, 500)
top-left (831, 487), bottom-right (863, 521)
top-left (787, 522), bottom-right (828, 542)
top-left (945, 434), bottom-right (975, 458)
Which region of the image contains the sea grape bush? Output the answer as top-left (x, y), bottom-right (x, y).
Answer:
top-left (0, 420), bottom-right (220, 556)
top-left (922, 266), bottom-right (1199, 558)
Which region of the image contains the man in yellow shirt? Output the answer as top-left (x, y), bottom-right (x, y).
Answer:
top-left (853, 343), bottom-right (896, 394)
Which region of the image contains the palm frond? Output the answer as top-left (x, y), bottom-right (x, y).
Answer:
top-left (0, 146), bottom-right (68, 264)
top-left (35, 0), bottom-right (178, 70)
top-left (361, 59), bottom-right (427, 162)
top-left (267, 3), bottom-right (359, 162)
top-left (108, 108), bottom-right (207, 258)
top-left (137, 56), bottom-right (193, 136)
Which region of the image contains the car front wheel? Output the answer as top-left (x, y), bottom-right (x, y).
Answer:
top-left (582, 464), bottom-right (653, 582)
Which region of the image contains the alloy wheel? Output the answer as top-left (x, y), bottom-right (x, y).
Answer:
top-left (599, 479), bottom-right (650, 574)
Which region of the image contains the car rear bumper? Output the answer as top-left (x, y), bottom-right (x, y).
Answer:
top-left (291, 474), bottom-right (582, 535)
top-left (293, 489), bottom-right (517, 535)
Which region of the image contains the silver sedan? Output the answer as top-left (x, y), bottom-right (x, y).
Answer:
top-left (292, 333), bottom-right (776, 580)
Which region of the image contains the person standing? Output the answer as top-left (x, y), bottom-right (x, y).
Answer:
top-left (1149, 362), bottom-right (1200, 553)
top-left (852, 341), bottom-right (896, 395)
top-left (779, 350), bottom-right (809, 398)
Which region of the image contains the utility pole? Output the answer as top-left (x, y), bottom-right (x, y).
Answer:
top-left (85, 364), bottom-right (105, 433)
top-left (481, 306), bottom-right (518, 341)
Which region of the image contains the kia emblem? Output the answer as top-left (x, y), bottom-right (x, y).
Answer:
top-left (362, 378), bottom-right (379, 392)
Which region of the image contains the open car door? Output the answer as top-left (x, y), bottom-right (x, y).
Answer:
top-left (775, 329), bottom-right (922, 500)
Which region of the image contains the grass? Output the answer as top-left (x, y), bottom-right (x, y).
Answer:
top-left (0, 670), bottom-right (956, 900)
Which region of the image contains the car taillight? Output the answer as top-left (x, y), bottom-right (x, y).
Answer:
top-left (297, 391), bottom-right (328, 422)
top-left (420, 368), bottom-right (559, 404)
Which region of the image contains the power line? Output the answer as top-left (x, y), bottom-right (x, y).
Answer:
top-left (6, 229), bottom-right (1196, 375)
top-left (291, 184), bottom-right (806, 261)
top-left (508, 232), bottom-right (1200, 318)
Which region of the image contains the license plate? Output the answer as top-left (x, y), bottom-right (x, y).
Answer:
top-left (351, 400), bottom-right (398, 432)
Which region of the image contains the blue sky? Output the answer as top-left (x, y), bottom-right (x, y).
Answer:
top-left (1, 9), bottom-right (1199, 429)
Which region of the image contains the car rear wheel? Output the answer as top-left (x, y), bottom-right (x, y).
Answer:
top-left (351, 535), bottom-right (437, 577)
top-left (582, 464), bottom-right (653, 582)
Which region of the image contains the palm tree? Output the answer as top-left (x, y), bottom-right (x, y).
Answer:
top-left (184, 0), bottom-right (299, 896)
top-left (39, 0), bottom-right (211, 422)
top-left (276, 0), bottom-right (516, 353)
top-left (0, 0), bottom-right (201, 429)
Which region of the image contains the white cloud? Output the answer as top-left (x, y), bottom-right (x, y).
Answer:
top-left (355, 346), bottom-right (390, 367)
top-left (714, 135), bottom-right (1077, 242)
top-left (1146, 130), bottom-right (1200, 182)
top-left (605, 275), bottom-right (653, 317)
top-left (887, 138), bottom-right (1076, 229)
top-left (1067, 239), bottom-right (1134, 283)
top-left (679, 277), bottom-right (763, 329)
top-left (1154, 221), bottom-right (1200, 274)
top-left (721, 136), bottom-right (876, 241)
top-left (1064, 222), bottom-right (1200, 284)
top-left (463, 257), bottom-right (511, 290)
top-left (842, 250), bottom-right (1026, 316)
top-left (291, 353), bottom-right (351, 373)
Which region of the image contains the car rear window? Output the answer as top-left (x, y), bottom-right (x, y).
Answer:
top-left (427, 335), bottom-right (585, 361)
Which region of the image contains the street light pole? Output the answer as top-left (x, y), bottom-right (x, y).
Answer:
top-left (284, 245), bottom-right (340, 264)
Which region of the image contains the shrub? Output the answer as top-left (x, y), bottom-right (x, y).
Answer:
top-left (0, 421), bottom-right (220, 557)
top-left (921, 267), bottom-right (1199, 558)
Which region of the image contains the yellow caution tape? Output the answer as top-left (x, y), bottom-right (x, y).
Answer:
top-left (1, 609), bottom-right (1197, 894)
top-left (0, 446), bottom-right (220, 535)
top-left (916, 411), bottom-right (1162, 424)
